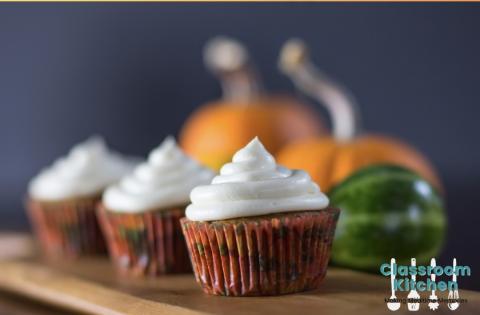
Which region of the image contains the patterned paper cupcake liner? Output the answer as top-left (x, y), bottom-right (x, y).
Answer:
top-left (181, 208), bottom-right (340, 296)
top-left (26, 196), bottom-right (106, 259)
top-left (97, 204), bottom-right (192, 276)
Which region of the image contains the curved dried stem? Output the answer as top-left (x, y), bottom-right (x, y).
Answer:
top-left (279, 39), bottom-right (360, 140)
top-left (204, 36), bottom-right (261, 102)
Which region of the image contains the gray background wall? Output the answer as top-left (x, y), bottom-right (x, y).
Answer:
top-left (0, 4), bottom-right (479, 288)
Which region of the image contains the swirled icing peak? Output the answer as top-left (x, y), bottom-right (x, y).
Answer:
top-left (103, 136), bottom-right (215, 212)
top-left (186, 137), bottom-right (329, 221)
top-left (28, 136), bottom-right (137, 201)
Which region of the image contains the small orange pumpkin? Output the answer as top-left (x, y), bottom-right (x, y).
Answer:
top-left (276, 39), bottom-right (441, 192)
top-left (180, 37), bottom-right (326, 170)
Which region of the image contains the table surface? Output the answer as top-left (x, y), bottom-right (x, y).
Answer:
top-left (0, 234), bottom-right (478, 315)
top-left (0, 291), bottom-right (82, 315)
top-left (0, 257), bottom-right (478, 315)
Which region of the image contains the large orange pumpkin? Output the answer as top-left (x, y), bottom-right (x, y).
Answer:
top-left (276, 39), bottom-right (441, 192)
top-left (180, 37), bottom-right (326, 170)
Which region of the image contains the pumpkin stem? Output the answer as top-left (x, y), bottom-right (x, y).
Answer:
top-left (204, 36), bottom-right (261, 102)
top-left (279, 39), bottom-right (360, 141)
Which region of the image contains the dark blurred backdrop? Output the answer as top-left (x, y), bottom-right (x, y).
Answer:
top-left (0, 4), bottom-right (479, 289)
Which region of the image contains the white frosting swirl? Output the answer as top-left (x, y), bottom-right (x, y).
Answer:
top-left (186, 137), bottom-right (329, 221)
top-left (103, 136), bottom-right (215, 213)
top-left (29, 137), bottom-right (137, 201)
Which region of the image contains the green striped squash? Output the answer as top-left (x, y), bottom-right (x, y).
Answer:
top-left (329, 164), bottom-right (446, 271)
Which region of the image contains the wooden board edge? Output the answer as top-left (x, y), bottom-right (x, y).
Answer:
top-left (0, 261), bottom-right (208, 315)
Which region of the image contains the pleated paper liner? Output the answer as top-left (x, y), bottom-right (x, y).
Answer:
top-left (97, 204), bottom-right (192, 276)
top-left (181, 208), bottom-right (340, 296)
top-left (26, 196), bottom-right (106, 260)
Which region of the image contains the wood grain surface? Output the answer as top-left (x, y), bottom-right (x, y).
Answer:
top-left (0, 258), bottom-right (478, 315)
top-left (0, 234), bottom-right (478, 315)
top-left (0, 291), bottom-right (83, 315)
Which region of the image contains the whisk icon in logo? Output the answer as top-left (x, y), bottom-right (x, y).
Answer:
top-left (381, 258), bottom-right (469, 312)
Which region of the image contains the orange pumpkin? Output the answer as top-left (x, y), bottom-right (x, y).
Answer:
top-left (277, 135), bottom-right (440, 192)
top-left (276, 39), bottom-right (441, 192)
top-left (180, 37), bottom-right (326, 170)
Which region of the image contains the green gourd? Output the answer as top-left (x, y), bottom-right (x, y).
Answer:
top-left (329, 164), bottom-right (446, 271)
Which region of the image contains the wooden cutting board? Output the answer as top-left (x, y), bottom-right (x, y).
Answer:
top-left (0, 235), bottom-right (478, 315)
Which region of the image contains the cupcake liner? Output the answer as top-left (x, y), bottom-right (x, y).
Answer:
top-left (97, 204), bottom-right (191, 276)
top-left (181, 208), bottom-right (340, 296)
top-left (26, 196), bottom-right (106, 259)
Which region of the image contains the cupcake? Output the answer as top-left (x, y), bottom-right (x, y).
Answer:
top-left (181, 137), bottom-right (340, 296)
top-left (27, 137), bottom-right (136, 259)
top-left (98, 136), bottom-right (215, 276)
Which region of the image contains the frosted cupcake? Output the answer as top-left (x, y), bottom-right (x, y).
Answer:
top-left (27, 137), bottom-right (136, 259)
top-left (98, 136), bottom-right (215, 276)
top-left (182, 137), bottom-right (340, 296)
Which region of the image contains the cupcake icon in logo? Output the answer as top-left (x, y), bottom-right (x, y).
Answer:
top-left (182, 137), bottom-right (340, 296)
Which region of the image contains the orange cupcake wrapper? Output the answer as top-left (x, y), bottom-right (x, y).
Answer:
top-left (26, 197), bottom-right (106, 259)
top-left (181, 208), bottom-right (340, 296)
top-left (97, 204), bottom-right (192, 276)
